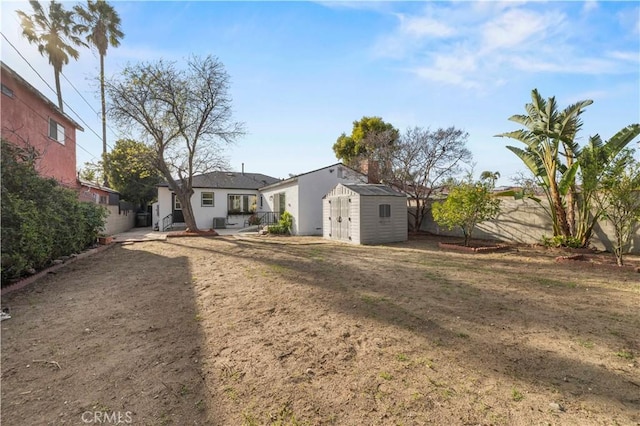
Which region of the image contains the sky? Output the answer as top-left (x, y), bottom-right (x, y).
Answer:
top-left (1, 0), bottom-right (639, 186)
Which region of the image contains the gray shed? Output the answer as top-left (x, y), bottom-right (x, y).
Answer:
top-left (323, 183), bottom-right (408, 244)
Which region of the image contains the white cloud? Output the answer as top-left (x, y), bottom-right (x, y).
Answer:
top-left (608, 50), bottom-right (640, 63)
top-left (409, 47), bottom-right (482, 89)
top-left (481, 9), bottom-right (564, 52)
top-left (396, 13), bottom-right (455, 38)
top-left (582, 1), bottom-right (598, 14)
top-left (371, 2), bottom-right (638, 91)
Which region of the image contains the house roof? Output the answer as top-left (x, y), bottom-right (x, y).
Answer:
top-left (1, 61), bottom-right (84, 131)
top-left (158, 171), bottom-right (280, 190)
top-left (341, 183), bottom-right (407, 197)
top-left (260, 162), bottom-right (365, 191)
top-left (78, 179), bottom-right (121, 194)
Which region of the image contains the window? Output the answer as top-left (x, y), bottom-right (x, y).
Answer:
top-left (379, 204), bottom-right (391, 218)
top-left (201, 192), bottom-right (214, 207)
top-left (48, 118), bottom-right (65, 144)
top-left (99, 195), bottom-right (108, 205)
top-left (274, 192), bottom-right (286, 213)
top-left (174, 196), bottom-right (182, 210)
top-left (228, 194), bottom-right (257, 214)
top-left (1, 84), bottom-right (14, 98)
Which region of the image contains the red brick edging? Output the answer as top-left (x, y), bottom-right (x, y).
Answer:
top-left (1, 243), bottom-right (117, 296)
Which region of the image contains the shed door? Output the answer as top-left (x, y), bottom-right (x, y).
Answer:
top-left (331, 197), bottom-right (350, 241)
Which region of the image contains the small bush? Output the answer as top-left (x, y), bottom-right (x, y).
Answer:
top-left (268, 211), bottom-right (293, 235)
top-left (541, 235), bottom-right (583, 249)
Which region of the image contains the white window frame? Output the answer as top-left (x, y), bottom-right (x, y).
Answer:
top-left (201, 192), bottom-right (214, 207)
top-left (174, 196), bottom-right (182, 210)
top-left (228, 194), bottom-right (257, 214)
top-left (48, 118), bottom-right (65, 145)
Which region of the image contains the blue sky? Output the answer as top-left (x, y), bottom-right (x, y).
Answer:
top-left (2, 1), bottom-right (639, 185)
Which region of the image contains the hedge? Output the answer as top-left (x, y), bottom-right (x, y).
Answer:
top-left (1, 140), bottom-right (107, 285)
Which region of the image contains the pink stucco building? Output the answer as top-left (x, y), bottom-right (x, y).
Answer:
top-left (1, 61), bottom-right (84, 188)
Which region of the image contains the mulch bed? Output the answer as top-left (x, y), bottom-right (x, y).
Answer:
top-left (167, 229), bottom-right (219, 238)
top-left (438, 241), bottom-right (511, 253)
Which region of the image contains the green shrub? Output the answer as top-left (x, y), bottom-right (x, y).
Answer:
top-left (541, 235), bottom-right (583, 249)
top-left (1, 140), bottom-right (107, 285)
top-left (267, 211), bottom-right (293, 235)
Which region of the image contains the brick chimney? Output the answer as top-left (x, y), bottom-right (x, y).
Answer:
top-left (359, 158), bottom-right (380, 184)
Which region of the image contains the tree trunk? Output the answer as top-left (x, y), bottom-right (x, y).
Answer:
top-left (548, 181), bottom-right (571, 237)
top-left (54, 69), bottom-right (63, 112)
top-left (100, 54), bottom-right (109, 187)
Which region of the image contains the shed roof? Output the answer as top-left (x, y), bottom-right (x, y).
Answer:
top-left (158, 171), bottom-right (279, 190)
top-left (341, 183), bottom-right (406, 197)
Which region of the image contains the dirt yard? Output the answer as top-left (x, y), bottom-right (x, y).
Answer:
top-left (1, 235), bottom-right (639, 425)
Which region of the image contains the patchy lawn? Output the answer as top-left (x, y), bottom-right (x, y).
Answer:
top-left (1, 235), bottom-right (639, 425)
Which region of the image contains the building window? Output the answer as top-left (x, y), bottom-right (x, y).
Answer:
top-left (1, 84), bottom-right (14, 98)
top-left (274, 192), bottom-right (286, 213)
top-left (48, 118), bottom-right (65, 144)
top-left (379, 204), bottom-right (391, 218)
top-left (174, 196), bottom-right (182, 210)
top-left (99, 195), bottom-right (108, 205)
top-left (201, 192), bottom-right (214, 207)
top-left (228, 194), bottom-right (257, 214)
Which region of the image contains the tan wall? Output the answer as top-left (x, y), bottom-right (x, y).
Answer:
top-left (104, 205), bottom-right (136, 235)
top-left (420, 198), bottom-right (640, 254)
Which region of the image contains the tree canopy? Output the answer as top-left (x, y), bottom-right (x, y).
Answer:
top-left (393, 126), bottom-right (472, 232)
top-left (105, 55), bottom-right (244, 231)
top-left (17, 0), bottom-right (87, 111)
top-left (104, 139), bottom-right (161, 210)
top-left (332, 116), bottom-right (399, 169)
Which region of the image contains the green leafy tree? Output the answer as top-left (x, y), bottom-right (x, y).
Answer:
top-left (594, 151), bottom-right (640, 266)
top-left (432, 173), bottom-right (501, 246)
top-left (17, 0), bottom-right (87, 111)
top-left (333, 116), bottom-right (399, 173)
top-left (104, 139), bottom-right (161, 210)
top-left (105, 56), bottom-right (244, 231)
top-left (497, 89), bottom-right (640, 247)
top-left (78, 160), bottom-right (103, 183)
top-left (496, 89), bottom-right (592, 239)
top-left (576, 126), bottom-right (640, 246)
top-left (74, 0), bottom-right (124, 183)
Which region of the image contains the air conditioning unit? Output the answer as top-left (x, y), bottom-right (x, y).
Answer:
top-left (213, 217), bottom-right (226, 229)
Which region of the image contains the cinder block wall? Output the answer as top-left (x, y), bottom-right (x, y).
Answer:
top-left (104, 205), bottom-right (136, 235)
top-left (419, 199), bottom-right (640, 254)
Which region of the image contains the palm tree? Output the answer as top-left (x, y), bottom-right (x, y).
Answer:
top-left (17, 0), bottom-right (86, 112)
top-left (74, 0), bottom-right (123, 184)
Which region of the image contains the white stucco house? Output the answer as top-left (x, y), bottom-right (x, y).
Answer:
top-left (153, 171), bottom-right (280, 231)
top-left (152, 163), bottom-right (367, 234)
top-left (259, 163), bottom-right (366, 235)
